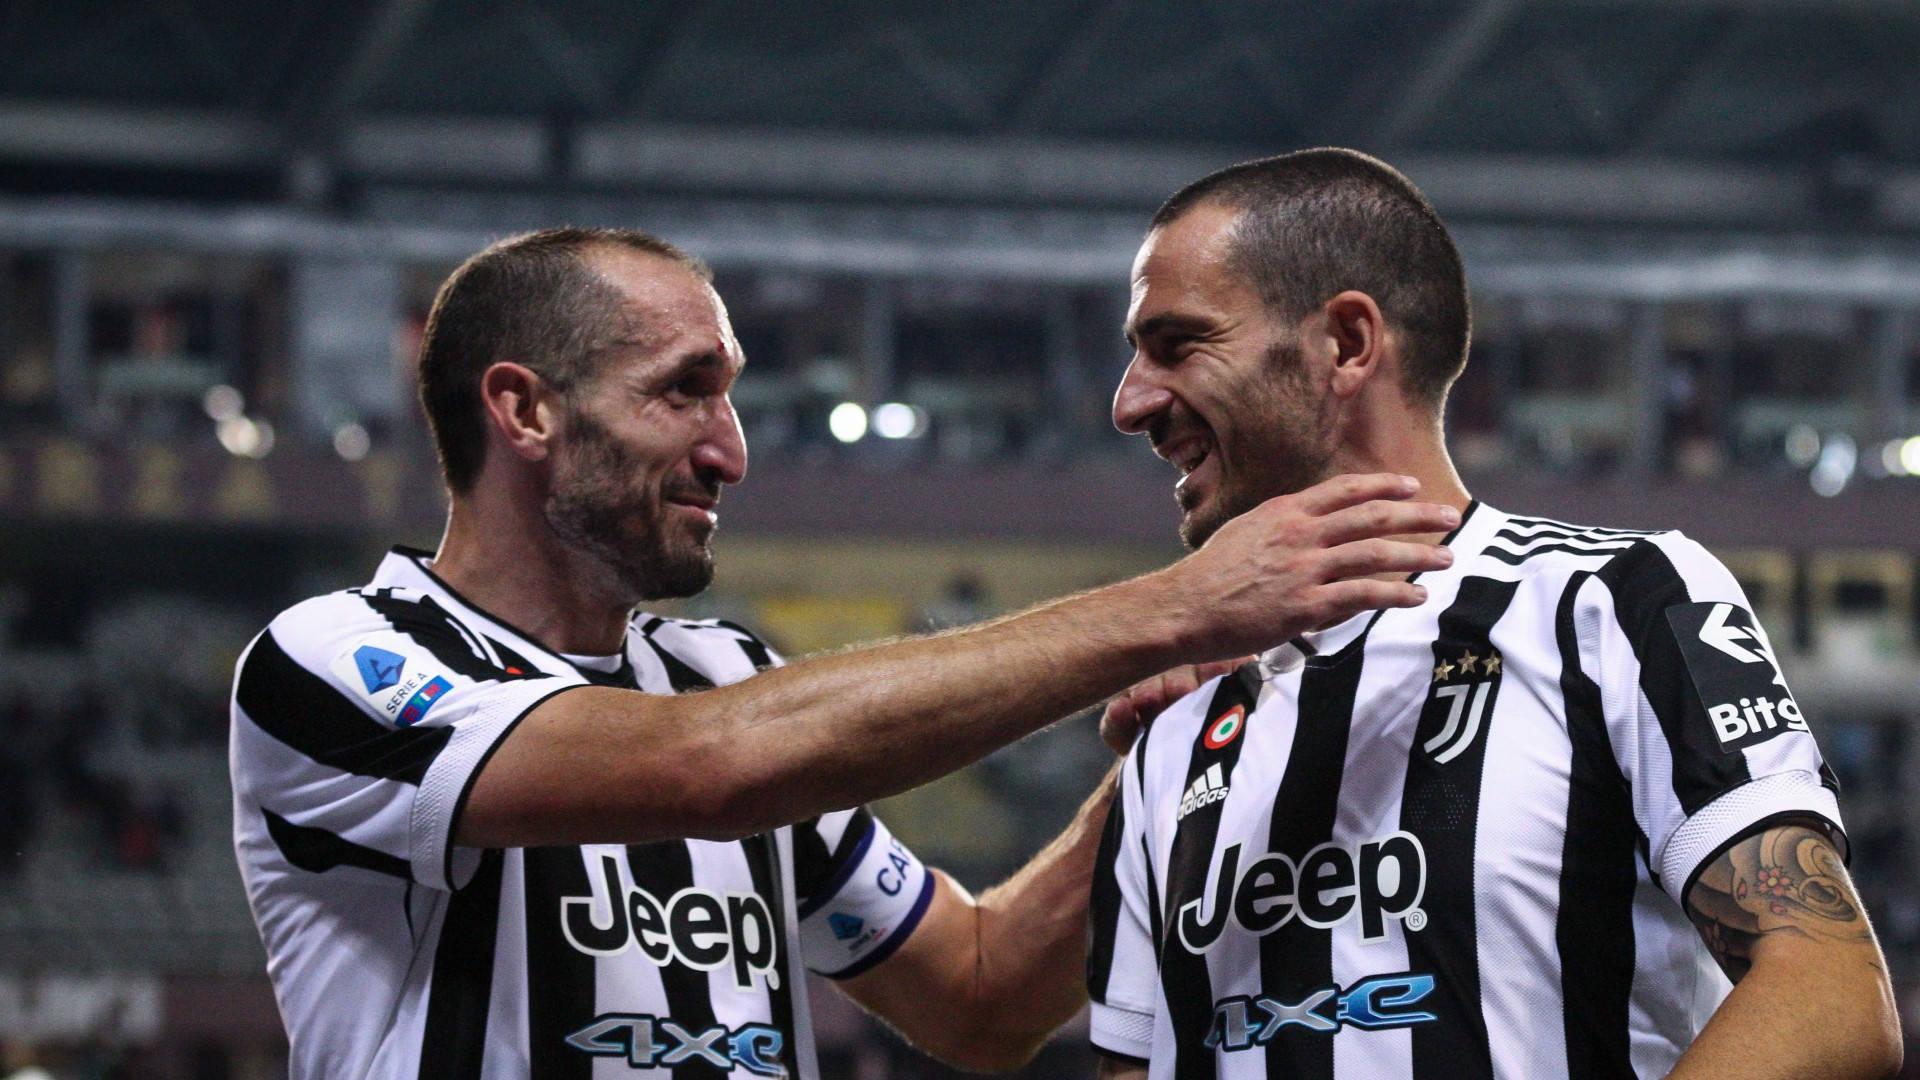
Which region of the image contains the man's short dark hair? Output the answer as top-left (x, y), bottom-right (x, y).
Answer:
top-left (1152, 148), bottom-right (1470, 409)
top-left (417, 227), bottom-right (711, 493)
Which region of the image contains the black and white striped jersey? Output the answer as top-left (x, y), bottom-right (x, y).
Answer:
top-left (1087, 503), bottom-right (1842, 1080)
top-left (231, 548), bottom-right (933, 1080)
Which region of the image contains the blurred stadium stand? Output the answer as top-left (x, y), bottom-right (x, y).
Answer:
top-left (3, 1), bottom-right (1920, 1076)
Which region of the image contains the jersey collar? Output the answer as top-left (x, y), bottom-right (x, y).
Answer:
top-left (370, 546), bottom-right (623, 682)
top-left (1267, 498), bottom-right (1496, 666)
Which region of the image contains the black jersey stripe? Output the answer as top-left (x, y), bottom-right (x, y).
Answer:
top-left (742, 833), bottom-right (800, 1079)
top-left (794, 808), bottom-right (877, 915)
top-left (1164, 665), bottom-right (1261, 1080)
top-left (1501, 516), bottom-right (1658, 537)
top-left (1482, 541), bottom-right (1641, 567)
top-left (1259, 648), bottom-right (1363, 1080)
top-left (1088, 784), bottom-right (1128, 1004)
top-left (1143, 834), bottom-right (1164, 954)
top-left (1596, 541), bottom-right (1753, 817)
top-left (1490, 528), bottom-right (1639, 551)
top-left (1553, 571), bottom-right (1639, 1080)
top-left (417, 848), bottom-right (503, 1080)
top-left (360, 591), bottom-right (534, 683)
top-left (1401, 575), bottom-right (1519, 1080)
top-left (235, 630), bottom-right (452, 784)
top-left (261, 807), bottom-right (411, 880)
top-left (626, 839), bottom-right (727, 1079)
top-left (485, 635), bottom-right (544, 676)
top-left (639, 619), bottom-right (719, 692)
top-left (523, 846), bottom-right (598, 1080)
top-left (713, 619), bottom-right (777, 669)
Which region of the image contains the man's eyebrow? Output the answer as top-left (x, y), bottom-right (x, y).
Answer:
top-left (1125, 312), bottom-right (1211, 346)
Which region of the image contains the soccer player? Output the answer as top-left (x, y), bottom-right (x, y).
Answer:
top-left (1087, 150), bottom-right (1900, 1080)
top-left (229, 227), bottom-right (1460, 1078)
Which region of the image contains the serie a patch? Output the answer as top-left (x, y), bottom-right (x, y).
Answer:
top-left (1664, 601), bottom-right (1808, 753)
top-left (328, 633), bottom-right (455, 728)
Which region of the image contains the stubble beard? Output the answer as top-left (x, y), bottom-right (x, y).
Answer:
top-left (1178, 340), bottom-right (1333, 550)
top-left (545, 408), bottom-right (717, 604)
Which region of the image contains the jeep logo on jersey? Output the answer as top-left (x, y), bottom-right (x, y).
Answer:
top-left (1665, 602), bottom-right (1807, 752)
top-left (562, 854), bottom-right (779, 990)
top-left (1178, 832), bottom-right (1427, 953)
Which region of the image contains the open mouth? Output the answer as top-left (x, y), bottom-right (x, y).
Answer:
top-left (1155, 434), bottom-right (1212, 480)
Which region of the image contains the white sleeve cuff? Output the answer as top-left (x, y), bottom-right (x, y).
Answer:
top-left (1657, 769), bottom-right (1845, 905)
top-left (411, 682), bottom-right (577, 890)
top-left (1090, 1001), bottom-right (1155, 1062)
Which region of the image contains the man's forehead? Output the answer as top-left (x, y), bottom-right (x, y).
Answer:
top-left (587, 247), bottom-right (735, 354)
top-left (1128, 203), bottom-right (1249, 325)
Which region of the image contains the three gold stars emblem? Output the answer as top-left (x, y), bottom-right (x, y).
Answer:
top-left (1433, 649), bottom-right (1503, 682)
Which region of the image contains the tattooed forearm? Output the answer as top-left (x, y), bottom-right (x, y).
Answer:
top-left (1684, 822), bottom-right (1874, 983)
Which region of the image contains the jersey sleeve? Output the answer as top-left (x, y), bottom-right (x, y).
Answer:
top-left (792, 806), bottom-right (935, 979)
top-left (1573, 532), bottom-right (1844, 905)
top-left (1087, 745), bottom-right (1159, 1063)
top-left (229, 589), bottom-right (580, 892)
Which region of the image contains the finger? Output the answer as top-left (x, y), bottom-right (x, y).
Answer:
top-left (1194, 657), bottom-right (1251, 683)
top-left (1318, 537), bottom-right (1454, 581)
top-left (1101, 698), bottom-right (1142, 754)
top-left (1316, 499), bottom-right (1461, 546)
top-left (1165, 667), bottom-right (1201, 701)
top-left (1287, 473), bottom-right (1422, 517)
top-left (1312, 578), bottom-right (1430, 620)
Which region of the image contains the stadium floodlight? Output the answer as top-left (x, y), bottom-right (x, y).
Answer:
top-left (203, 384), bottom-right (244, 422)
top-left (1872, 440), bottom-right (1901, 478)
top-left (1809, 434), bottom-right (1855, 498)
top-left (872, 402), bottom-right (928, 440)
top-left (828, 402), bottom-right (868, 443)
top-left (1783, 424), bottom-right (1821, 468)
top-left (217, 416), bottom-right (275, 459)
top-left (1901, 436), bottom-right (1920, 477)
top-left (332, 422), bottom-right (372, 462)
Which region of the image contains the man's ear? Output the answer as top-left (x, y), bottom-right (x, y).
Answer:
top-left (1322, 290), bottom-right (1388, 401)
top-left (479, 362), bottom-right (564, 464)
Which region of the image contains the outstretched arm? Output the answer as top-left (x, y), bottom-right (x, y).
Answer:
top-left (460, 474), bottom-right (1457, 846)
top-left (835, 767), bottom-right (1119, 1071)
top-left (1668, 820), bottom-right (1900, 1080)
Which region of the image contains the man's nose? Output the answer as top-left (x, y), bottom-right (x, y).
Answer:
top-left (1111, 355), bottom-right (1172, 435)
top-left (694, 396), bottom-right (748, 485)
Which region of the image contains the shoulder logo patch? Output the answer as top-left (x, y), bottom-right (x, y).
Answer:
top-left (354, 645), bottom-right (407, 693)
top-left (1665, 602), bottom-right (1806, 752)
top-left (330, 634), bottom-right (457, 728)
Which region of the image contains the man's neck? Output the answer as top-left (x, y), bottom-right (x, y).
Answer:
top-left (428, 491), bottom-right (633, 656)
top-left (1337, 405), bottom-right (1472, 532)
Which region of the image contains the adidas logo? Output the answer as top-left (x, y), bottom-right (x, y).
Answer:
top-left (1178, 763), bottom-right (1230, 821)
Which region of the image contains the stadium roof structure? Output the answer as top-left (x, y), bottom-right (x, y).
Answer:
top-left (0, 0), bottom-right (1916, 232)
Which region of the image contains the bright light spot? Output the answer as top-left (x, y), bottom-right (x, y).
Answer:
top-left (216, 416), bottom-right (275, 459)
top-left (332, 422), bottom-right (371, 462)
top-left (1902, 436), bottom-right (1920, 477)
top-left (1809, 433), bottom-right (1856, 498)
top-left (1882, 440), bottom-right (1909, 478)
top-left (203, 384), bottom-right (244, 421)
top-left (828, 402), bottom-right (868, 443)
top-left (872, 402), bottom-right (928, 439)
top-left (1783, 424), bottom-right (1821, 467)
